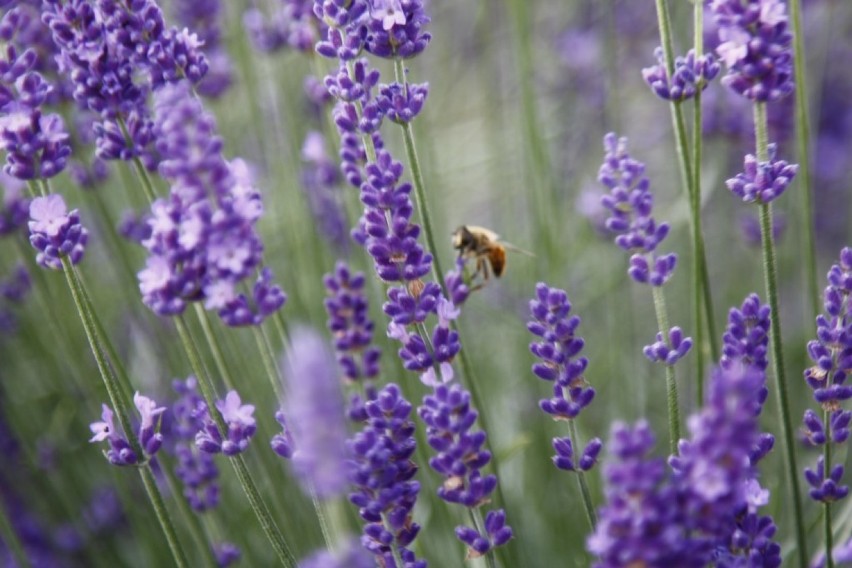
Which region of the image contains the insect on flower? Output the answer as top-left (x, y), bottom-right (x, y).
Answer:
top-left (452, 225), bottom-right (532, 288)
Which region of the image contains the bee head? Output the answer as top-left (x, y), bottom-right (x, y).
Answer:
top-left (452, 226), bottom-right (474, 250)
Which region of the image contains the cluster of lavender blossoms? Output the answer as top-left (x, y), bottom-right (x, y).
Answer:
top-left (0, 6), bottom-right (71, 180)
top-left (195, 390), bottom-right (256, 457)
top-left (527, 283), bottom-right (601, 470)
top-left (323, 260), bottom-right (381, 418)
top-left (42, 0), bottom-right (208, 166)
top-left (710, 0), bottom-right (794, 102)
top-left (311, 0), bottom-right (511, 557)
top-left (170, 0), bottom-right (232, 98)
top-left (589, 365), bottom-right (778, 566)
top-left (598, 133), bottom-right (677, 288)
top-left (642, 47), bottom-right (720, 102)
top-left (28, 194), bottom-right (88, 269)
top-left (598, 133), bottom-right (692, 366)
top-left (802, 248), bottom-right (852, 504)
top-left (89, 393), bottom-right (165, 466)
top-left (137, 82), bottom-right (286, 326)
top-left (726, 143), bottom-right (798, 205)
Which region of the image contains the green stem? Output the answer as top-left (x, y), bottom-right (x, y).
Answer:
top-left (567, 420), bottom-right (597, 531)
top-left (252, 325), bottom-right (284, 399)
top-left (158, 456), bottom-right (219, 567)
top-left (468, 509), bottom-right (498, 568)
top-left (393, 58), bottom-right (447, 289)
top-left (173, 316), bottom-right (297, 567)
top-left (651, 285), bottom-right (681, 454)
top-left (655, 0), bottom-right (719, 392)
top-left (193, 304), bottom-right (237, 391)
top-left (61, 259), bottom-right (190, 568)
top-left (788, 0), bottom-right (820, 319)
top-left (756, 98), bottom-right (808, 568)
top-left (129, 154), bottom-right (159, 204)
top-left (391, 59), bottom-right (514, 565)
top-left (138, 466), bottom-right (192, 568)
top-left (824, 409), bottom-right (834, 568)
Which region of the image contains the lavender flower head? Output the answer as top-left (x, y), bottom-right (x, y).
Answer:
top-left (89, 393), bottom-right (166, 465)
top-left (710, 0), bottom-right (794, 102)
top-left (527, 282), bottom-right (595, 421)
top-left (643, 326), bottom-right (693, 366)
top-left (588, 420), bottom-right (701, 566)
top-left (28, 194), bottom-right (88, 269)
top-left (801, 247), bottom-right (852, 503)
top-left (138, 82), bottom-right (285, 325)
top-left (0, 7), bottom-right (71, 180)
top-left (347, 383), bottom-right (426, 566)
top-left (670, 365), bottom-right (765, 539)
top-left (195, 390), bottom-right (256, 456)
top-left (323, 260), bottom-right (381, 383)
top-left (726, 143), bottom-right (798, 205)
top-left (170, 377), bottom-right (220, 512)
top-left (642, 47), bottom-right (720, 102)
top-left (275, 327), bottom-right (349, 498)
top-left (598, 133), bottom-right (677, 286)
top-left (418, 383), bottom-right (512, 555)
top-left (365, 0), bottom-right (432, 59)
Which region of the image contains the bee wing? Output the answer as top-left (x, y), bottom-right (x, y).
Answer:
top-left (466, 225), bottom-right (501, 242)
top-left (502, 241), bottom-right (536, 257)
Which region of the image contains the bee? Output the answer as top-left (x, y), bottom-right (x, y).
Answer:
top-left (452, 225), bottom-right (532, 285)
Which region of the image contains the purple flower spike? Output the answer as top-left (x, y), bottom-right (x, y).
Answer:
top-left (642, 47), bottom-right (720, 102)
top-left (805, 457), bottom-right (849, 503)
top-left (721, 293), bottom-right (770, 372)
top-left (455, 509), bottom-right (513, 559)
top-left (377, 82), bottom-right (428, 124)
top-left (598, 133), bottom-right (678, 287)
top-left (0, 175), bottom-right (29, 236)
top-left (279, 327), bottom-right (349, 498)
top-left (418, 383), bottom-right (503, 511)
top-left (643, 326), bottom-right (693, 366)
top-left (588, 420), bottom-right (701, 566)
top-left (365, 0), bottom-right (431, 59)
top-left (195, 390), bottom-right (256, 456)
top-left (28, 195), bottom-right (88, 270)
top-left (134, 392), bottom-right (166, 456)
top-left (527, 282), bottom-right (595, 422)
top-left (726, 144), bottom-right (798, 204)
top-left (579, 438), bottom-right (603, 472)
top-left (323, 260), bottom-right (382, 383)
top-left (170, 377), bottom-right (220, 512)
top-left (90, 392), bottom-right (166, 466)
top-left (670, 366), bottom-right (765, 536)
top-left (348, 383), bottom-right (425, 566)
top-left (710, 0), bottom-right (794, 102)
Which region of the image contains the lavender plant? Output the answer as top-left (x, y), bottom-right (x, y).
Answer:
top-left (3, 0), bottom-right (851, 565)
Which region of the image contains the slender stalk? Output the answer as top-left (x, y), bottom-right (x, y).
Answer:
top-left (158, 456), bottom-right (219, 567)
top-left (61, 259), bottom-right (190, 568)
top-left (788, 0), bottom-right (820, 319)
top-left (754, 101), bottom-right (808, 568)
top-left (824, 408), bottom-right (834, 568)
top-left (468, 509), bottom-right (498, 568)
top-left (567, 420), bottom-right (597, 530)
top-left (651, 285), bottom-right (681, 453)
top-left (392, 58), bottom-right (446, 288)
top-left (654, 0), bottom-right (719, 383)
top-left (252, 325), bottom-right (284, 399)
top-left (137, 466), bottom-right (193, 568)
top-left (193, 304), bottom-right (236, 391)
top-left (173, 316), bottom-right (297, 567)
top-left (390, 60), bottom-right (515, 562)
